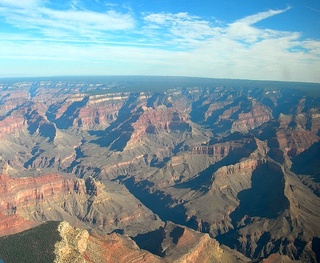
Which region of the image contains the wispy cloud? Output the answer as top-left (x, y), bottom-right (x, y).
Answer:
top-left (236, 7), bottom-right (291, 25)
top-left (143, 12), bottom-right (214, 47)
top-left (226, 7), bottom-right (294, 43)
top-left (305, 6), bottom-right (320, 14)
top-left (0, 0), bottom-right (40, 8)
top-left (141, 8), bottom-right (320, 82)
top-left (0, 0), bottom-right (135, 41)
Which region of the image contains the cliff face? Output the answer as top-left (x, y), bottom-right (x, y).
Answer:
top-left (190, 91), bottom-right (272, 135)
top-left (0, 89), bottom-right (29, 115)
top-left (55, 221), bottom-right (162, 263)
top-left (0, 115), bottom-right (26, 139)
top-left (275, 127), bottom-right (319, 157)
top-left (0, 173), bottom-right (162, 237)
top-left (132, 106), bottom-right (191, 140)
top-left (0, 173), bottom-right (76, 214)
top-left (230, 100), bottom-right (272, 133)
top-left (0, 173), bottom-right (76, 236)
top-left (73, 93), bottom-right (128, 130)
top-left (150, 221), bottom-right (249, 263)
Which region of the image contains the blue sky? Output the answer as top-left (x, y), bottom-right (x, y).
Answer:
top-left (0, 0), bottom-right (319, 82)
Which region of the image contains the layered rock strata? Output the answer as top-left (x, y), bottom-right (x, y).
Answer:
top-left (0, 173), bottom-right (162, 237)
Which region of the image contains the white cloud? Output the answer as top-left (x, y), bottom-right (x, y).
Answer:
top-left (40, 8), bottom-right (135, 31)
top-left (143, 12), bottom-right (214, 47)
top-left (0, 0), bottom-right (40, 8)
top-left (225, 8), bottom-right (295, 44)
top-left (139, 8), bottom-right (320, 82)
top-left (302, 40), bottom-right (320, 55)
top-left (0, 0), bottom-right (135, 41)
top-left (236, 7), bottom-right (291, 25)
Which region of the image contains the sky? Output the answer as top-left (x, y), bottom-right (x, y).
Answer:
top-left (0, 0), bottom-right (320, 83)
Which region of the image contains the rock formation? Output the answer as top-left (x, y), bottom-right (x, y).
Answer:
top-left (0, 173), bottom-right (162, 237)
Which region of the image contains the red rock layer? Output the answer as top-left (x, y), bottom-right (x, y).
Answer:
top-left (55, 221), bottom-right (249, 263)
top-left (260, 253), bottom-right (299, 263)
top-left (231, 101), bottom-right (272, 132)
top-left (84, 232), bottom-right (162, 263)
top-left (190, 139), bottom-right (253, 156)
top-left (0, 173), bottom-right (76, 214)
top-left (0, 212), bottom-right (40, 236)
top-left (276, 127), bottom-right (319, 156)
top-left (72, 94), bottom-right (128, 130)
top-left (0, 116), bottom-right (26, 138)
top-left (0, 90), bottom-right (29, 114)
top-left (132, 106), bottom-right (190, 141)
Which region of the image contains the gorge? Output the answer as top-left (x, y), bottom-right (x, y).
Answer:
top-left (0, 76), bottom-right (319, 262)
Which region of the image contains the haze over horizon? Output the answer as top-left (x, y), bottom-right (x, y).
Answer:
top-left (0, 0), bottom-right (320, 83)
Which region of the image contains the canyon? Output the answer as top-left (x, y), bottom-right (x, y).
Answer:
top-left (0, 77), bottom-right (319, 262)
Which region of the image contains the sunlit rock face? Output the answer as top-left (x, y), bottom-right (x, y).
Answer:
top-left (0, 77), bottom-right (319, 262)
top-left (0, 173), bottom-right (162, 237)
top-left (0, 220), bottom-right (250, 263)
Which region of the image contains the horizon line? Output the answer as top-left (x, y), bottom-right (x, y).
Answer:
top-left (0, 74), bottom-right (320, 85)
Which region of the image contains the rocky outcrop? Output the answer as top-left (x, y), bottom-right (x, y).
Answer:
top-left (192, 93), bottom-right (272, 134)
top-left (55, 221), bottom-right (162, 263)
top-left (190, 139), bottom-right (255, 157)
top-left (54, 221), bottom-right (90, 263)
top-left (132, 106), bottom-right (191, 139)
top-left (230, 100), bottom-right (272, 133)
top-left (214, 161), bottom-right (320, 262)
top-left (73, 93), bottom-right (128, 130)
top-left (308, 109), bottom-right (320, 134)
top-left (133, 221), bottom-right (249, 262)
top-left (54, 221), bottom-right (249, 263)
top-left (275, 126), bottom-right (319, 157)
top-left (0, 89), bottom-right (29, 115)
